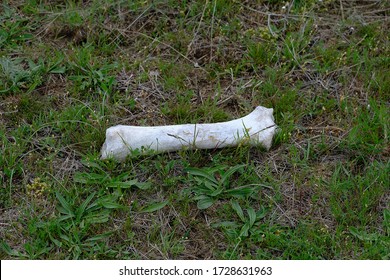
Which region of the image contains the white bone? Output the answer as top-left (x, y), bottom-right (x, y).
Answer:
top-left (101, 106), bottom-right (277, 161)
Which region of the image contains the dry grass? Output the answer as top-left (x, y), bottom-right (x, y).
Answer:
top-left (1, 0), bottom-right (389, 259)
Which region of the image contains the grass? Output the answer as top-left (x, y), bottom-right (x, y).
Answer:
top-left (0, 0), bottom-right (389, 260)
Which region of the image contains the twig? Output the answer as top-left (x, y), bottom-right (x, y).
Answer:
top-left (267, 14), bottom-right (277, 38)
top-left (136, 32), bottom-right (208, 73)
top-left (263, 193), bottom-right (296, 227)
top-left (125, 4), bottom-right (152, 31)
top-left (250, 125), bottom-right (278, 138)
top-left (241, 4), bottom-right (313, 19)
top-left (339, 0), bottom-right (345, 21)
top-left (187, 0), bottom-right (209, 56)
top-left (0, 110), bottom-right (18, 115)
top-left (210, 0), bottom-right (217, 63)
top-left (108, 4), bottom-right (152, 47)
top-left (300, 126), bottom-right (345, 132)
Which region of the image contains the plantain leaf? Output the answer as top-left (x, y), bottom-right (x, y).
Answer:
top-left (225, 186), bottom-right (255, 198)
top-left (84, 231), bottom-right (113, 243)
top-left (256, 207), bottom-right (267, 220)
top-left (349, 227), bottom-right (379, 242)
top-left (76, 192), bottom-right (96, 219)
top-left (140, 201), bottom-right (168, 213)
top-left (220, 164), bottom-right (245, 186)
top-left (239, 222), bottom-right (250, 237)
top-left (134, 181), bottom-right (152, 190)
top-left (56, 191), bottom-right (73, 215)
top-left (74, 172), bottom-right (109, 184)
top-left (0, 240), bottom-right (25, 257)
top-left (383, 209), bottom-right (390, 235)
top-left (186, 167), bottom-right (219, 185)
top-left (210, 187), bottom-right (223, 197)
top-left (106, 179), bottom-right (139, 189)
top-left (197, 197), bottom-right (215, 209)
top-left (231, 200), bottom-right (245, 222)
top-left (247, 207), bottom-right (256, 227)
top-left (84, 210), bottom-right (110, 224)
top-left (98, 197), bottom-right (124, 209)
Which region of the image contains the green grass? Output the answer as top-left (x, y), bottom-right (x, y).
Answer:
top-left (0, 0), bottom-right (389, 259)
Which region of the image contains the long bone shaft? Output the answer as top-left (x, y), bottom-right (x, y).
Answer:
top-left (101, 106), bottom-right (277, 161)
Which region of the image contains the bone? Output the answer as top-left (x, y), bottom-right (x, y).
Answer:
top-left (101, 106), bottom-right (277, 161)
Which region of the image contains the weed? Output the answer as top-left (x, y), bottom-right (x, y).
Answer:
top-left (185, 164), bottom-right (259, 209)
top-left (215, 200), bottom-right (267, 241)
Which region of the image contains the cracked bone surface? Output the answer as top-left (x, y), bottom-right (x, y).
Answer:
top-left (101, 106), bottom-right (277, 161)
